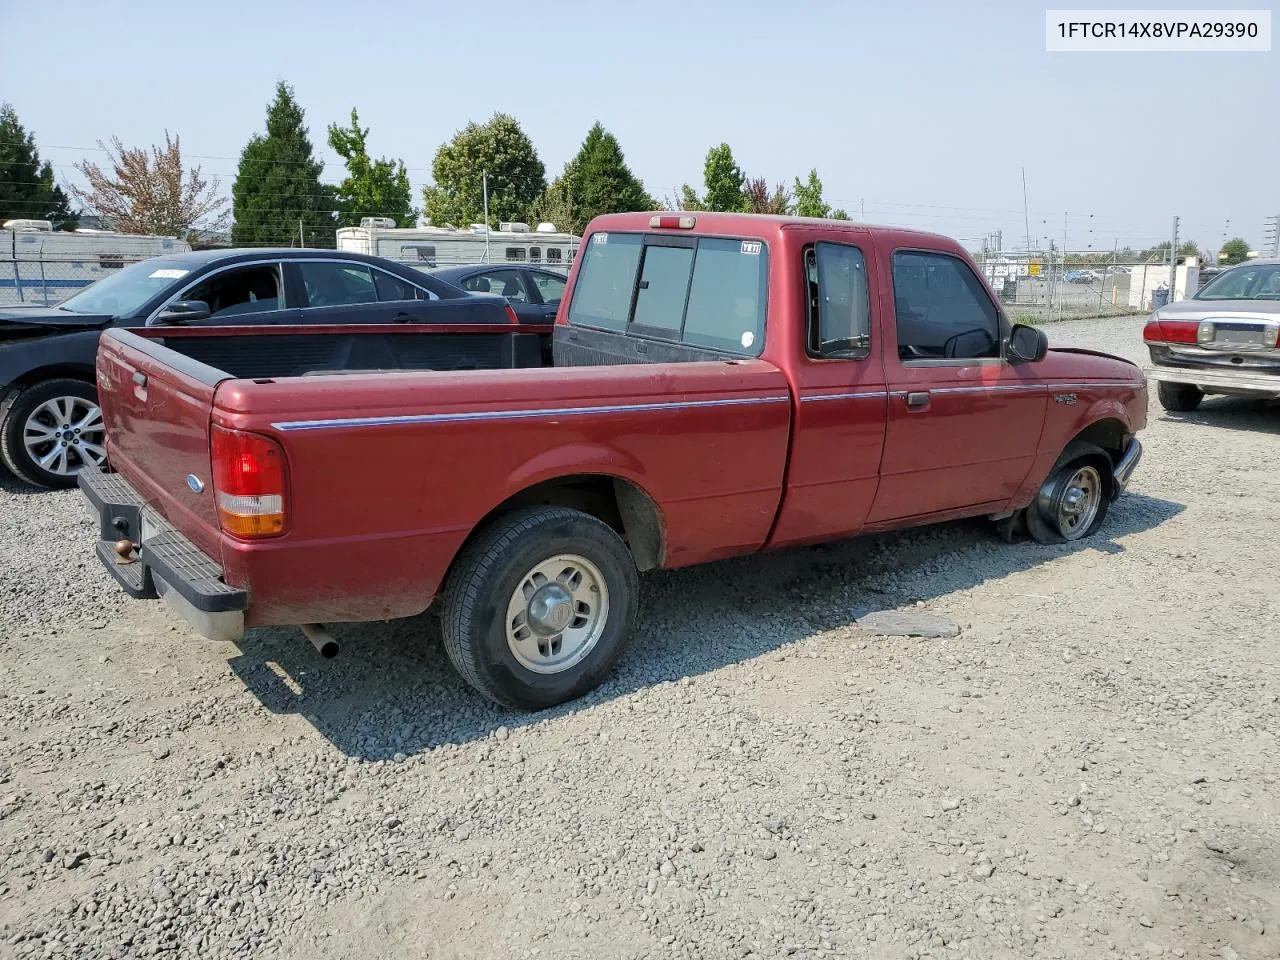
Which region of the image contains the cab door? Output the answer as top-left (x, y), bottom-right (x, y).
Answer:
top-left (866, 248), bottom-right (1047, 523)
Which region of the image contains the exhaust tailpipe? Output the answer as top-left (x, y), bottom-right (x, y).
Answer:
top-left (300, 623), bottom-right (339, 659)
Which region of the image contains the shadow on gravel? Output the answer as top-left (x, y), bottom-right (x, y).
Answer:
top-left (0, 470), bottom-right (43, 497)
top-left (226, 490), bottom-right (1184, 760)
top-left (1158, 397), bottom-right (1280, 436)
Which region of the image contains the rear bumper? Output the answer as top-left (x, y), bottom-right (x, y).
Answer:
top-left (1146, 364), bottom-right (1280, 399)
top-left (1110, 436), bottom-right (1142, 501)
top-left (78, 467), bottom-right (247, 642)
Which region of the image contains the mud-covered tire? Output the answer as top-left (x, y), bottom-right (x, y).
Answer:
top-left (1157, 381), bottom-right (1203, 413)
top-left (0, 378), bottom-right (105, 489)
top-left (438, 506), bottom-right (639, 711)
top-left (1025, 442), bottom-right (1112, 545)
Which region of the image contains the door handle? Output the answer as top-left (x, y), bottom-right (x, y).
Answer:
top-left (132, 372), bottom-right (147, 388)
top-left (906, 391), bottom-right (930, 408)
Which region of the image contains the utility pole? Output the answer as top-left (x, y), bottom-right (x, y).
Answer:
top-left (1021, 167), bottom-right (1031, 252)
top-left (482, 171), bottom-right (491, 264)
top-left (1168, 216), bottom-right (1180, 302)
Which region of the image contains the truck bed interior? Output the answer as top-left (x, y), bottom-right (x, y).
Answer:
top-left (141, 324), bottom-right (739, 381)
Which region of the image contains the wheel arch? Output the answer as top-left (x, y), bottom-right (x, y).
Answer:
top-left (457, 472), bottom-right (666, 575)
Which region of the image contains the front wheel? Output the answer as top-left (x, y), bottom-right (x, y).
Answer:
top-left (0, 379), bottom-right (107, 489)
top-left (1157, 381), bottom-right (1203, 412)
top-left (439, 506), bottom-right (639, 710)
top-left (1025, 443), bottom-right (1111, 545)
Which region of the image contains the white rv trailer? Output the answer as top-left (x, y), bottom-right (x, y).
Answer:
top-left (1, 219), bottom-right (191, 307)
top-left (335, 217), bottom-right (581, 272)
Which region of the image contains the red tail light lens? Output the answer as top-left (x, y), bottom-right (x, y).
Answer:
top-left (504, 303), bottom-right (520, 324)
top-left (211, 425), bottom-right (287, 538)
top-left (1143, 318), bottom-right (1198, 344)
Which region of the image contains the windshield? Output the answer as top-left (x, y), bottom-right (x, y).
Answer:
top-left (1194, 262), bottom-right (1280, 301)
top-left (58, 259), bottom-right (193, 315)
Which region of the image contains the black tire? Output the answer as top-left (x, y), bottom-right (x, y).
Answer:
top-left (439, 506), bottom-right (639, 711)
top-left (1157, 381), bottom-right (1203, 413)
top-left (0, 378), bottom-right (105, 489)
top-left (1025, 442), bottom-right (1112, 545)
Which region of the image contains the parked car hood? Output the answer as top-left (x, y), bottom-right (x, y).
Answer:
top-left (0, 304), bottom-right (115, 331)
top-left (1156, 298), bottom-right (1280, 322)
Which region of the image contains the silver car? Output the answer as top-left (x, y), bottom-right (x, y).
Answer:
top-left (1142, 258), bottom-right (1280, 411)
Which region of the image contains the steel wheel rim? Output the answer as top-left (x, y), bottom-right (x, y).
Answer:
top-left (1056, 465), bottom-right (1102, 540)
top-left (505, 554), bottom-right (610, 675)
top-left (23, 396), bottom-right (106, 477)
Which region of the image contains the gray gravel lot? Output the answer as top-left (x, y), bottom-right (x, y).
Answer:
top-left (1, 313), bottom-right (1277, 960)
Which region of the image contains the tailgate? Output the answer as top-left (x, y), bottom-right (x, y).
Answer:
top-left (96, 328), bottom-right (229, 559)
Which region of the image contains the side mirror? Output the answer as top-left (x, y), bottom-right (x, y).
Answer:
top-left (156, 299), bottom-right (211, 324)
top-left (1007, 323), bottom-right (1048, 363)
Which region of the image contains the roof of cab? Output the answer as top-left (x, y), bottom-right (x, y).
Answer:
top-left (583, 211), bottom-right (961, 250)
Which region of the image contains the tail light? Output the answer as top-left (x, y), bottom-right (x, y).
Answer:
top-left (649, 215), bottom-right (696, 229)
top-left (504, 303), bottom-right (520, 324)
top-left (211, 425), bottom-right (287, 538)
top-left (1142, 318), bottom-right (1198, 344)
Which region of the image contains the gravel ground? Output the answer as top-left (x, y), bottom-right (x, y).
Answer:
top-left (2, 313), bottom-right (1278, 960)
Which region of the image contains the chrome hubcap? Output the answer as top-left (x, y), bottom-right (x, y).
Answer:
top-left (23, 396), bottom-right (106, 477)
top-left (505, 554), bottom-right (609, 674)
top-left (1056, 465), bottom-right (1102, 540)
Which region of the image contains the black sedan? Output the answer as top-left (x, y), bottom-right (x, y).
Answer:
top-left (0, 248), bottom-right (510, 489)
top-left (428, 264), bottom-right (568, 323)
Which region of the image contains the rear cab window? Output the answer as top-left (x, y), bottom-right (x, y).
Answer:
top-left (566, 230), bottom-right (769, 356)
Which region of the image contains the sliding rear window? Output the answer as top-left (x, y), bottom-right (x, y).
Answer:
top-left (566, 232), bottom-right (769, 356)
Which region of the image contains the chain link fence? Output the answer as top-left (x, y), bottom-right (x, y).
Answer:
top-left (977, 255), bottom-right (1191, 322)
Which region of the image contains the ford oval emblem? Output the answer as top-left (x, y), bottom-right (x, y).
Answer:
top-left (186, 474), bottom-right (205, 494)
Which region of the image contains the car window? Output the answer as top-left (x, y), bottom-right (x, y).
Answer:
top-left (462, 269), bottom-right (530, 302)
top-left (299, 262), bottom-right (378, 308)
top-left (532, 272), bottom-right (567, 305)
top-left (567, 232), bottom-right (768, 356)
top-left (183, 265), bottom-right (284, 320)
top-left (632, 245), bottom-right (694, 333)
top-left (806, 242), bottom-right (871, 356)
top-left (892, 251), bottom-right (1000, 360)
top-left (61, 258), bottom-right (192, 316)
top-left (373, 269), bottom-right (429, 303)
top-left (1196, 263), bottom-right (1280, 300)
top-left (683, 238), bottom-right (768, 353)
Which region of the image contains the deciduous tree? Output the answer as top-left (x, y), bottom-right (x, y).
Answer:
top-left (792, 169), bottom-right (848, 220)
top-left (422, 114), bottom-right (545, 229)
top-left (0, 103), bottom-right (77, 228)
top-left (742, 177), bottom-right (792, 215)
top-left (70, 132), bottom-right (227, 239)
top-left (328, 109), bottom-right (416, 228)
top-left (702, 143), bottom-right (745, 212)
top-left (231, 81), bottom-right (334, 247)
top-left (1219, 238), bottom-right (1250, 265)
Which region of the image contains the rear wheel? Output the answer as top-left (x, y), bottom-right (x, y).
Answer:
top-left (0, 379), bottom-right (106, 489)
top-left (439, 506), bottom-right (639, 710)
top-left (1025, 443), bottom-right (1111, 545)
top-left (1157, 381), bottom-right (1203, 412)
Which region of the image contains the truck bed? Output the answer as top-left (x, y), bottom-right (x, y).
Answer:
top-left (94, 322), bottom-right (793, 627)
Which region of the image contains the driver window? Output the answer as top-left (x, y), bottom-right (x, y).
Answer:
top-left (183, 265), bottom-right (283, 320)
top-left (891, 251), bottom-right (999, 360)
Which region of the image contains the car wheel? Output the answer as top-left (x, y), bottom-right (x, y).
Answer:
top-left (1025, 442), bottom-right (1111, 545)
top-left (439, 506), bottom-right (639, 710)
top-left (1157, 381), bottom-right (1203, 413)
top-left (0, 379), bottom-right (107, 489)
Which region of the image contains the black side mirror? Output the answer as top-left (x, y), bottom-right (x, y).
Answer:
top-left (156, 299), bottom-right (211, 324)
top-left (1007, 323), bottom-right (1048, 364)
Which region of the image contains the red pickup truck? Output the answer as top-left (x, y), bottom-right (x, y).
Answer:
top-left (80, 213), bottom-right (1146, 710)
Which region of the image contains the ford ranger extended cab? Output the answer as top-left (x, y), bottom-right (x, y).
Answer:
top-left (79, 213), bottom-right (1146, 710)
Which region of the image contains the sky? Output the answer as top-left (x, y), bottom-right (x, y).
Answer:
top-left (2, 0), bottom-right (1276, 255)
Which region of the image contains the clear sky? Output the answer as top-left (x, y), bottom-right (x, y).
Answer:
top-left (2, 0), bottom-right (1275, 255)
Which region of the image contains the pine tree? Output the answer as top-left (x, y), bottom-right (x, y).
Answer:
top-left (0, 103), bottom-right (77, 228)
top-left (231, 82), bottom-right (334, 247)
top-left (564, 122), bottom-right (653, 231)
